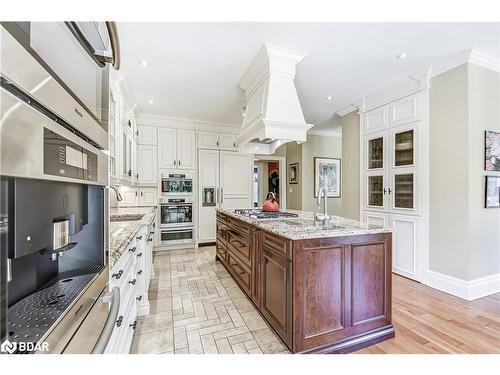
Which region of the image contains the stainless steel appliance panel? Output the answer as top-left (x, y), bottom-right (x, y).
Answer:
top-left (160, 200), bottom-right (193, 227)
top-left (161, 173), bottom-right (193, 195)
top-left (160, 228), bottom-right (194, 246)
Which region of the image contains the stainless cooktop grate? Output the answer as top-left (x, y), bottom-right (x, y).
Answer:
top-left (7, 265), bottom-right (103, 344)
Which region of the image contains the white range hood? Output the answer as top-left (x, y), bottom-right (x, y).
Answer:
top-left (236, 43), bottom-right (313, 154)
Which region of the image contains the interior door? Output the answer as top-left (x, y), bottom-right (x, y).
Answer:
top-left (198, 149), bottom-right (219, 243)
top-left (219, 151), bottom-right (252, 209)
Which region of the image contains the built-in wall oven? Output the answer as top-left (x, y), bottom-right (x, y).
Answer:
top-left (159, 198), bottom-right (194, 246)
top-left (161, 173), bottom-right (193, 196)
top-left (0, 22), bottom-right (119, 353)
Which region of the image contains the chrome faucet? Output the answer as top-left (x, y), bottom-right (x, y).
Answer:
top-left (110, 185), bottom-right (123, 201)
top-left (315, 179), bottom-right (330, 226)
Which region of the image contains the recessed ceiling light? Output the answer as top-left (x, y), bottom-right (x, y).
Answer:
top-left (139, 60), bottom-right (150, 67)
top-left (326, 96), bottom-right (333, 101)
top-left (148, 99), bottom-right (154, 104)
top-left (396, 52), bottom-right (409, 59)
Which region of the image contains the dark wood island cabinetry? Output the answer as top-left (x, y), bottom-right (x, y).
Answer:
top-left (216, 210), bottom-right (395, 354)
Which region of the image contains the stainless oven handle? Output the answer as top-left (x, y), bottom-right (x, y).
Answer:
top-left (106, 22), bottom-right (121, 70)
top-left (65, 22), bottom-right (106, 68)
top-left (91, 287), bottom-right (120, 354)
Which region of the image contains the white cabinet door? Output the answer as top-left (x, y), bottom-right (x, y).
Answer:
top-left (138, 125), bottom-right (157, 145)
top-left (198, 131), bottom-right (220, 149)
top-left (137, 145), bottom-right (157, 184)
top-left (364, 170), bottom-right (389, 213)
top-left (389, 93), bottom-right (421, 127)
top-left (220, 151), bottom-right (252, 209)
top-left (363, 105), bottom-right (388, 134)
top-left (219, 133), bottom-right (238, 151)
top-left (390, 214), bottom-right (420, 281)
top-left (121, 188), bottom-right (139, 206)
top-left (139, 188), bottom-right (158, 206)
top-left (177, 130), bottom-right (196, 169)
top-left (362, 211), bottom-right (389, 229)
top-left (158, 128), bottom-right (177, 168)
top-left (198, 149), bottom-right (219, 243)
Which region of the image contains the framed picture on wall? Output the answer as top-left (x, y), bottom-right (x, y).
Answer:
top-left (289, 163), bottom-right (299, 184)
top-left (485, 130), bottom-right (500, 171)
top-left (314, 157), bottom-right (341, 198)
top-left (485, 176), bottom-right (500, 208)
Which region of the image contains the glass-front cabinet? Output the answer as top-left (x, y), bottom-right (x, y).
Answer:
top-left (367, 174), bottom-right (386, 209)
top-left (393, 172), bottom-right (414, 209)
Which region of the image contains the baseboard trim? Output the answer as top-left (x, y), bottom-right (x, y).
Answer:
top-left (423, 271), bottom-right (500, 301)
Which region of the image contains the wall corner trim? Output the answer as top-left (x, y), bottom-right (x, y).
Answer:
top-left (422, 270), bottom-right (500, 301)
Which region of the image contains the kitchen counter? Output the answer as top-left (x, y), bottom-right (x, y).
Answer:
top-left (109, 206), bottom-right (157, 268)
top-left (216, 208), bottom-right (391, 240)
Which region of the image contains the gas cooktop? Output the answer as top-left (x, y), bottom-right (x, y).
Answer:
top-left (234, 209), bottom-right (299, 219)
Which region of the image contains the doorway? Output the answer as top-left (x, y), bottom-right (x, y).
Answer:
top-left (253, 155), bottom-right (286, 209)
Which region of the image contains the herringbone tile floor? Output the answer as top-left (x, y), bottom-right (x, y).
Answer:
top-left (131, 246), bottom-right (289, 354)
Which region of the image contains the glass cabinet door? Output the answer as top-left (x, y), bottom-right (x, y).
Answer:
top-left (368, 136), bottom-right (384, 169)
top-left (368, 175), bottom-right (385, 207)
top-left (393, 173), bottom-right (414, 209)
top-left (394, 129), bottom-right (414, 166)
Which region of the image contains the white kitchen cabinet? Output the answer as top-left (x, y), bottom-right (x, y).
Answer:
top-left (389, 93), bottom-right (421, 128)
top-left (198, 149), bottom-right (252, 243)
top-left (137, 145), bottom-right (157, 184)
top-left (361, 90), bottom-right (425, 282)
top-left (177, 129), bottom-right (196, 169)
top-left (138, 125), bottom-right (157, 145)
top-left (198, 131), bottom-right (238, 151)
top-left (139, 187), bottom-right (158, 206)
top-left (121, 187), bottom-right (139, 206)
top-left (158, 128), bottom-right (195, 169)
top-left (363, 105), bottom-right (388, 135)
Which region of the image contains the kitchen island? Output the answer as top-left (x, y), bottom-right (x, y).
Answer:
top-left (216, 209), bottom-right (394, 354)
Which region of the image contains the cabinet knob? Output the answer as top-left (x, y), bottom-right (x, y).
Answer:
top-left (129, 320), bottom-right (137, 330)
top-left (137, 252), bottom-right (143, 257)
top-left (112, 270), bottom-right (123, 279)
top-left (129, 247), bottom-right (136, 253)
top-left (136, 235), bottom-right (143, 240)
top-left (128, 278), bottom-right (137, 285)
top-left (116, 315), bottom-right (124, 327)
top-left (128, 170), bottom-right (131, 177)
top-left (148, 237), bottom-right (153, 242)
top-left (136, 295), bottom-right (143, 302)
top-left (137, 270), bottom-right (143, 275)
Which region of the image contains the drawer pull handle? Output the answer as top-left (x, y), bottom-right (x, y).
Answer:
top-left (116, 315), bottom-right (123, 327)
top-left (136, 235), bottom-right (143, 240)
top-left (136, 295), bottom-right (143, 302)
top-left (129, 279), bottom-right (137, 285)
top-left (111, 270), bottom-right (123, 279)
top-left (137, 252), bottom-right (143, 257)
top-left (137, 270), bottom-right (143, 275)
top-left (129, 247), bottom-right (136, 253)
top-left (129, 320), bottom-right (137, 330)
top-left (231, 239), bottom-right (245, 248)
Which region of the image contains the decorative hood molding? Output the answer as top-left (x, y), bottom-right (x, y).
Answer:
top-left (236, 43), bottom-right (313, 154)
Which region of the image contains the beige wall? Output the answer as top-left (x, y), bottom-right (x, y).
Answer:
top-left (285, 142), bottom-right (302, 210)
top-left (429, 63), bottom-right (500, 280)
top-left (340, 112), bottom-right (360, 220)
top-left (301, 134), bottom-right (342, 215)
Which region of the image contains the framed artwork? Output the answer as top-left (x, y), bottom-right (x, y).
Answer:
top-left (485, 176), bottom-right (500, 208)
top-left (314, 157), bottom-right (341, 198)
top-left (485, 130), bottom-right (500, 171)
top-left (289, 163), bottom-right (299, 184)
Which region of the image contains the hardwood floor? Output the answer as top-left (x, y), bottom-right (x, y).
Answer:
top-left (355, 274), bottom-right (500, 354)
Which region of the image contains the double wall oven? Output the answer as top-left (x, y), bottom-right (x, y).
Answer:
top-left (0, 22), bottom-right (119, 353)
top-left (159, 173), bottom-right (195, 246)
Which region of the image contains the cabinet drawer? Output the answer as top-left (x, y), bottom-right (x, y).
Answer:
top-left (261, 231), bottom-right (291, 259)
top-left (216, 221), bottom-right (229, 242)
top-left (227, 217), bottom-right (252, 236)
top-left (216, 240), bottom-right (228, 263)
top-left (227, 229), bottom-right (252, 266)
top-left (227, 251), bottom-right (251, 294)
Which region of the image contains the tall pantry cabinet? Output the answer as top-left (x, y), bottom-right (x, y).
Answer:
top-left (198, 140), bottom-right (252, 243)
top-left (360, 80), bottom-right (429, 282)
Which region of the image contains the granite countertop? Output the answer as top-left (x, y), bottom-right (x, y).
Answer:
top-left (217, 208), bottom-right (391, 240)
top-left (109, 206), bottom-right (157, 268)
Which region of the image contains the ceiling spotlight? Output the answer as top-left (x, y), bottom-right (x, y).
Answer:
top-left (396, 52), bottom-right (409, 60)
top-left (326, 96), bottom-right (333, 101)
top-left (139, 60), bottom-right (150, 67)
top-left (148, 99), bottom-right (154, 104)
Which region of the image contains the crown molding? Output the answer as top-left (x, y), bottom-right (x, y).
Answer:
top-left (336, 105), bottom-right (358, 117)
top-left (307, 129), bottom-right (342, 138)
top-left (137, 113), bottom-right (240, 133)
top-left (430, 48), bottom-right (500, 78)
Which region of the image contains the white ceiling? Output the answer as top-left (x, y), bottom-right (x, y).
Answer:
top-left (117, 22), bottom-right (500, 132)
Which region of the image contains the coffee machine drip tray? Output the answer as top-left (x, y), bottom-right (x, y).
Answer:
top-left (7, 265), bottom-right (103, 345)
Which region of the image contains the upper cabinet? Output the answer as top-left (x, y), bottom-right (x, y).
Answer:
top-left (389, 93), bottom-right (421, 127)
top-left (198, 131), bottom-right (238, 151)
top-left (138, 145), bottom-right (157, 184)
top-left (363, 106), bottom-right (388, 135)
top-left (138, 125), bottom-right (158, 145)
top-left (158, 128), bottom-right (196, 170)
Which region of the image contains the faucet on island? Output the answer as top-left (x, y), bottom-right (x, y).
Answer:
top-left (314, 177), bottom-right (331, 226)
